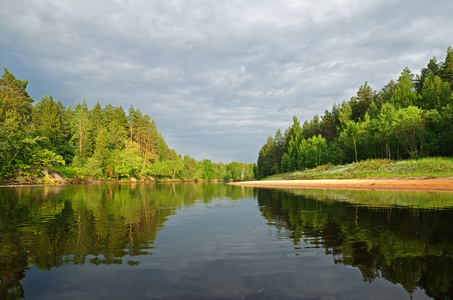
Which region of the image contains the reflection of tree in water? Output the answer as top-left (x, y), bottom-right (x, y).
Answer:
top-left (0, 219), bottom-right (28, 299)
top-left (257, 188), bottom-right (453, 299)
top-left (0, 183), bottom-right (253, 299)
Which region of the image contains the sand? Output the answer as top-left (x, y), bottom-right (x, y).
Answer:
top-left (228, 179), bottom-right (453, 192)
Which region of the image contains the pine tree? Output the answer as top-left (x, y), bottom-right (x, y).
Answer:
top-left (0, 68), bottom-right (34, 122)
top-left (71, 100), bottom-right (91, 159)
top-left (441, 46), bottom-right (453, 88)
top-left (390, 68), bottom-right (417, 108)
top-left (32, 95), bottom-right (64, 154)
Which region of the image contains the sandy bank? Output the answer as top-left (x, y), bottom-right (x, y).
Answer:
top-left (229, 179), bottom-right (453, 192)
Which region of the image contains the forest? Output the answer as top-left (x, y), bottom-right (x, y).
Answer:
top-left (0, 69), bottom-right (256, 182)
top-left (257, 46), bottom-right (453, 178)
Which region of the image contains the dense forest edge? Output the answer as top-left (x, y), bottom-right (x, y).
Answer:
top-left (257, 46), bottom-right (453, 179)
top-left (0, 69), bottom-right (256, 184)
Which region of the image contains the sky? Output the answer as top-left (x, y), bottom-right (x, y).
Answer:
top-left (1, 0), bottom-right (453, 163)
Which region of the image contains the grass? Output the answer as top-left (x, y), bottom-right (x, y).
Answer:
top-left (288, 188), bottom-right (453, 209)
top-left (264, 157), bottom-right (453, 180)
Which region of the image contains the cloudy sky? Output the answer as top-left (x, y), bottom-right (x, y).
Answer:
top-left (1, 0), bottom-right (452, 163)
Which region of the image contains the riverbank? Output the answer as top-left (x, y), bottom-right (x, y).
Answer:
top-left (264, 157), bottom-right (453, 181)
top-left (228, 178), bottom-right (453, 192)
top-left (0, 174), bottom-right (229, 187)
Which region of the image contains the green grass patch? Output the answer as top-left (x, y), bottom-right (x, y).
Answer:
top-left (266, 157), bottom-right (453, 180)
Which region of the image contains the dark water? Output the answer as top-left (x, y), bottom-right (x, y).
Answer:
top-left (1, 183), bottom-right (453, 299)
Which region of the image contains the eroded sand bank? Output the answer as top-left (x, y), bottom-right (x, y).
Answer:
top-left (229, 179), bottom-right (453, 192)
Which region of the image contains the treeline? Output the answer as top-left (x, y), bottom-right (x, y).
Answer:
top-left (0, 68), bottom-right (256, 181)
top-left (257, 46), bottom-right (453, 178)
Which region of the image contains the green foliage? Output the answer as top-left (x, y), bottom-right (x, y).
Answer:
top-left (0, 68), bottom-right (33, 121)
top-left (32, 95), bottom-right (65, 154)
top-left (390, 67), bottom-right (417, 108)
top-left (438, 105), bottom-right (453, 156)
top-left (349, 81), bottom-right (376, 121)
top-left (392, 106), bottom-right (425, 158)
top-left (201, 159), bottom-right (219, 180)
top-left (29, 148), bottom-right (65, 168)
top-left (286, 116), bottom-right (302, 161)
top-left (441, 46), bottom-right (453, 88)
top-left (257, 46), bottom-right (453, 176)
top-left (71, 100), bottom-right (91, 158)
top-left (0, 110), bottom-right (27, 175)
top-left (0, 109), bottom-right (64, 177)
top-left (0, 68), bottom-right (255, 182)
top-left (145, 159), bottom-right (184, 179)
top-left (319, 109), bottom-right (338, 143)
top-left (339, 103), bottom-right (363, 162)
top-left (223, 161), bottom-right (255, 180)
top-left (270, 157), bottom-right (453, 180)
top-left (419, 72), bottom-right (451, 110)
top-left (298, 135), bottom-right (327, 169)
top-left (111, 144), bottom-right (144, 179)
top-left (180, 155), bottom-right (201, 180)
top-left (257, 136), bottom-right (279, 178)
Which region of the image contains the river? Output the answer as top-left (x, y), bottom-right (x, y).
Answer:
top-left (1, 183), bottom-right (452, 299)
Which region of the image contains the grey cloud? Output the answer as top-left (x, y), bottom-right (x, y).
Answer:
top-left (1, 0), bottom-right (453, 162)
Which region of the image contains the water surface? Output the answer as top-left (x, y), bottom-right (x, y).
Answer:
top-left (0, 183), bottom-right (452, 299)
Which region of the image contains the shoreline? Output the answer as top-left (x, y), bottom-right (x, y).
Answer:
top-left (228, 178), bottom-right (453, 192)
top-left (0, 178), bottom-right (230, 187)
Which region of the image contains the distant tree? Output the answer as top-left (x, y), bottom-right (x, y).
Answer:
top-left (376, 103), bottom-right (397, 159)
top-left (361, 113), bottom-right (380, 158)
top-left (71, 100), bottom-right (92, 159)
top-left (181, 155), bottom-right (201, 180)
top-left (110, 142), bottom-right (143, 179)
top-left (105, 105), bottom-right (128, 150)
top-left (297, 135), bottom-right (328, 169)
top-left (92, 127), bottom-right (109, 169)
top-left (419, 72), bottom-right (451, 110)
top-left (423, 109), bottom-right (442, 156)
top-left (440, 105), bottom-right (453, 156)
top-left (319, 109), bottom-right (338, 143)
top-left (350, 82), bottom-right (375, 121)
top-left (390, 68), bottom-right (417, 108)
top-left (301, 115), bottom-right (320, 139)
top-left (0, 68), bottom-right (34, 122)
top-left (32, 95), bottom-right (64, 154)
top-left (274, 129), bottom-right (285, 168)
top-left (258, 46), bottom-right (453, 173)
top-left (284, 116), bottom-right (302, 171)
top-left (257, 136), bottom-right (278, 178)
top-left (364, 101), bottom-right (378, 119)
top-left (339, 119), bottom-right (362, 163)
top-left (62, 105), bottom-right (75, 163)
top-left (415, 57), bottom-right (441, 93)
top-left (0, 69), bottom-right (67, 177)
top-left (392, 106), bottom-right (425, 158)
top-left (376, 80), bottom-right (397, 108)
top-left (0, 111), bottom-right (31, 175)
top-left (225, 161), bottom-right (244, 180)
top-left (440, 46), bottom-right (453, 88)
top-left (89, 102), bottom-right (106, 150)
top-left (201, 159), bottom-right (218, 180)
top-left (432, 105), bottom-right (453, 156)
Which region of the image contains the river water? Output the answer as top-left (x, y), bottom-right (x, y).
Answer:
top-left (0, 183), bottom-right (452, 299)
